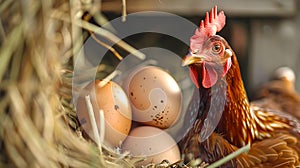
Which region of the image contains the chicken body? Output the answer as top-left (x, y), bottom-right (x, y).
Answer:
top-left (180, 7), bottom-right (300, 167)
top-left (252, 67), bottom-right (300, 119)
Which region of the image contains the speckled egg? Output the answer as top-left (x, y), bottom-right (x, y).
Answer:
top-left (124, 66), bottom-right (182, 129)
top-left (76, 80), bottom-right (132, 148)
top-left (122, 126), bottom-right (181, 167)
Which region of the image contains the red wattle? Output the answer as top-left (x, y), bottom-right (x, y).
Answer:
top-left (202, 63), bottom-right (218, 88)
top-left (189, 66), bottom-right (200, 88)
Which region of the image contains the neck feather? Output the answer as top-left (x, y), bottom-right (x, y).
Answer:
top-left (216, 55), bottom-right (291, 147)
top-left (218, 55), bottom-right (252, 146)
top-left (187, 54), bottom-right (291, 147)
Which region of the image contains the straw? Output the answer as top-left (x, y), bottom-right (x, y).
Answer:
top-left (207, 144), bottom-right (251, 168)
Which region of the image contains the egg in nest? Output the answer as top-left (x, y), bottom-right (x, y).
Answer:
top-left (76, 80), bottom-right (132, 148)
top-left (124, 66), bottom-right (182, 129)
top-left (122, 126), bottom-right (181, 166)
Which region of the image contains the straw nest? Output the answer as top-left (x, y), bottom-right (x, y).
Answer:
top-left (0, 0), bottom-right (249, 167)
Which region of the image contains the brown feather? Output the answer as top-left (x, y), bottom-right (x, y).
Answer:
top-left (252, 68), bottom-right (300, 119)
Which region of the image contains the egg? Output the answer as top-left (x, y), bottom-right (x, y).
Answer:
top-left (76, 80), bottom-right (132, 148)
top-left (123, 66), bottom-right (182, 129)
top-left (122, 126), bottom-right (180, 167)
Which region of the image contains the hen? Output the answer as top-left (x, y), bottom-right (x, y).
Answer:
top-left (179, 6), bottom-right (300, 167)
top-left (252, 67), bottom-right (300, 119)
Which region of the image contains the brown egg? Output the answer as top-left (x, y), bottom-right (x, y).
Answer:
top-left (76, 80), bottom-right (132, 148)
top-left (122, 126), bottom-right (180, 167)
top-left (124, 66), bottom-right (182, 129)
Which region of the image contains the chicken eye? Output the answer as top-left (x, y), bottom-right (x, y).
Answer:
top-left (212, 43), bottom-right (222, 53)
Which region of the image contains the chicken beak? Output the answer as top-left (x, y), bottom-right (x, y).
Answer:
top-left (182, 55), bottom-right (206, 66)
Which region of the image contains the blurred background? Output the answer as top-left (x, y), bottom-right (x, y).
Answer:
top-left (101, 0), bottom-right (300, 99)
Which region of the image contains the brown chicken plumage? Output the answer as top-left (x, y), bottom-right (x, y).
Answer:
top-left (252, 67), bottom-right (300, 119)
top-left (179, 6), bottom-right (300, 167)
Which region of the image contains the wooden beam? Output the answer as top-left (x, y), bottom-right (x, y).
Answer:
top-left (102, 0), bottom-right (297, 17)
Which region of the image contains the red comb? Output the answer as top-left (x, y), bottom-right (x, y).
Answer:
top-left (190, 6), bottom-right (226, 52)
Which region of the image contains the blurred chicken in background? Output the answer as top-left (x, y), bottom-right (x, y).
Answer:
top-left (252, 67), bottom-right (300, 119)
